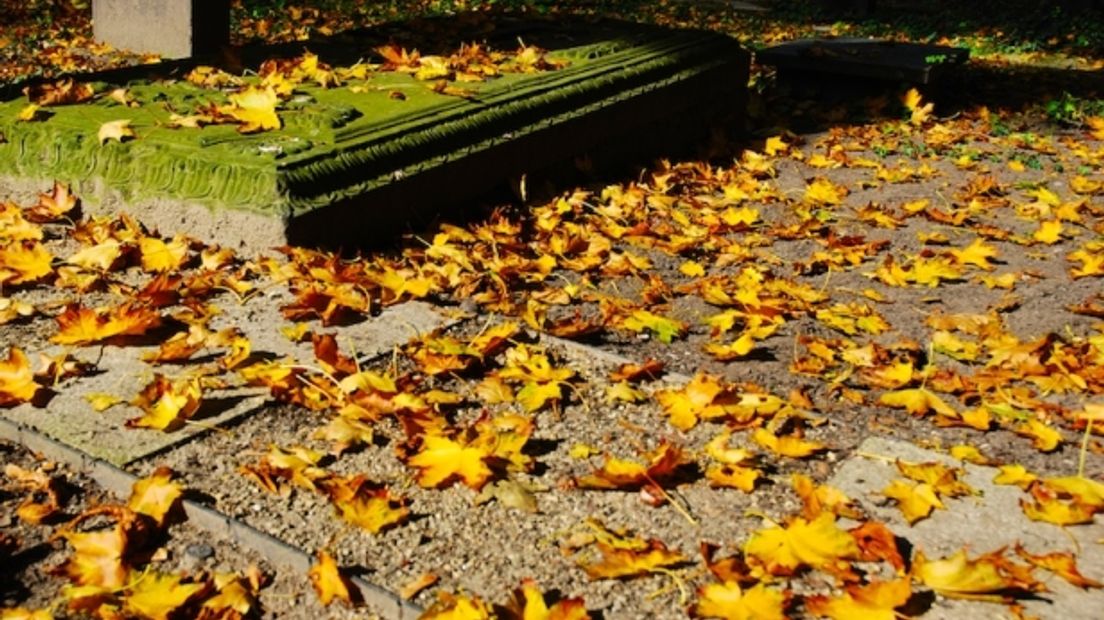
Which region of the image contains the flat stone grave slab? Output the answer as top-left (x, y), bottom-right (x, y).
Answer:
top-left (831, 437), bottom-right (1104, 619)
top-left (757, 38), bottom-right (968, 83)
top-left (4, 299), bottom-right (452, 466)
top-left (0, 15), bottom-right (748, 250)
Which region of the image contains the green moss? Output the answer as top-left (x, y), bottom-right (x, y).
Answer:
top-left (0, 26), bottom-right (745, 220)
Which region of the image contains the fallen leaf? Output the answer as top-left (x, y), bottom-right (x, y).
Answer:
top-left (97, 119), bottom-right (136, 145)
top-left (308, 550), bottom-right (352, 607)
top-left (691, 581), bottom-right (787, 620)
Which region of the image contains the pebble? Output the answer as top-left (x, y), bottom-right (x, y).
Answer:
top-left (185, 543), bottom-right (216, 560)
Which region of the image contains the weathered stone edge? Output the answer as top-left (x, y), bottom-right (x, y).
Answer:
top-left (0, 415), bottom-right (424, 619)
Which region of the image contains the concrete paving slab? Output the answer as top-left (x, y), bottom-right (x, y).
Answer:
top-left (2, 299), bottom-right (454, 466)
top-left (831, 437), bottom-right (1104, 619)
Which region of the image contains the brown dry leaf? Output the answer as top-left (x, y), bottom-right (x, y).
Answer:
top-left (1013, 544), bottom-right (1102, 589)
top-left (29, 181), bottom-right (80, 221)
top-left (850, 521), bottom-right (906, 570)
top-left (399, 572), bottom-right (438, 600)
top-left (24, 78), bottom-right (94, 106)
top-left (308, 549), bottom-right (353, 607)
top-left (574, 441), bottom-right (688, 493)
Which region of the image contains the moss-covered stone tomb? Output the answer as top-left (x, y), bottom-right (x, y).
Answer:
top-left (0, 15), bottom-right (748, 248)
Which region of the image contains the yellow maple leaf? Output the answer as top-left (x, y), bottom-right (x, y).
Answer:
top-left (691, 581), bottom-right (786, 620)
top-left (0, 347), bottom-right (38, 406)
top-left (127, 466), bottom-right (182, 527)
top-left (912, 549), bottom-right (1020, 598)
top-left (52, 302), bottom-right (162, 345)
top-left (0, 240), bottom-right (54, 285)
top-left (322, 474), bottom-right (410, 533)
top-left (655, 373), bottom-right (732, 430)
top-left (903, 88), bottom-right (933, 125)
top-left (752, 428), bottom-right (825, 458)
top-left (578, 539), bottom-right (686, 580)
top-left (605, 380), bottom-right (647, 404)
top-left (408, 432), bottom-right (494, 489)
top-left (878, 388), bottom-right (957, 417)
top-left (791, 473), bottom-right (862, 520)
top-left (883, 479), bottom-right (944, 524)
top-left (705, 464), bottom-right (761, 493)
top-left (620, 309), bottom-right (687, 343)
top-left (744, 513), bottom-right (859, 575)
top-left (805, 578), bottom-right (911, 620)
top-left (516, 380), bottom-right (562, 412)
top-left (124, 572), bottom-right (207, 620)
top-left (308, 550), bottom-right (352, 607)
top-left (126, 375), bottom-right (202, 432)
top-left (680, 260), bottom-right (706, 277)
top-left (1067, 246), bottom-right (1104, 278)
top-left (993, 464), bottom-right (1037, 489)
top-left (503, 579), bottom-right (590, 620)
top-left (1033, 220), bottom-right (1063, 244)
top-left (763, 135), bottom-right (789, 156)
top-left (1015, 418), bottom-right (1062, 452)
top-left (1042, 476), bottom-right (1104, 508)
top-left (420, 592), bottom-right (494, 619)
top-left (66, 240), bottom-right (124, 271)
top-left (221, 85), bottom-right (281, 133)
top-left (59, 526), bottom-right (128, 588)
top-left (804, 177), bottom-right (846, 205)
top-left (97, 119), bottom-right (136, 145)
top-left (949, 238), bottom-right (998, 270)
top-left (138, 236), bottom-right (189, 272)
top-left (1086, 115), bottom-right (1104, 140)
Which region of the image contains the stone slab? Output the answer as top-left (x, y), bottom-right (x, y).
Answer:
top-left (3, 299), bottom-right (453, 466)
top-left (92, 0), bottom-right (230, 59)
top-left (757, 38), bottom-right (968, 83)
top-left (831, 437), bottom-right (1104, 619)
top-left (0, 16), bottom-right (748, 250)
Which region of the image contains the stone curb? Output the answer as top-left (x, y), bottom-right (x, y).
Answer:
top-left (0, 415), bottom-right (423, 619)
